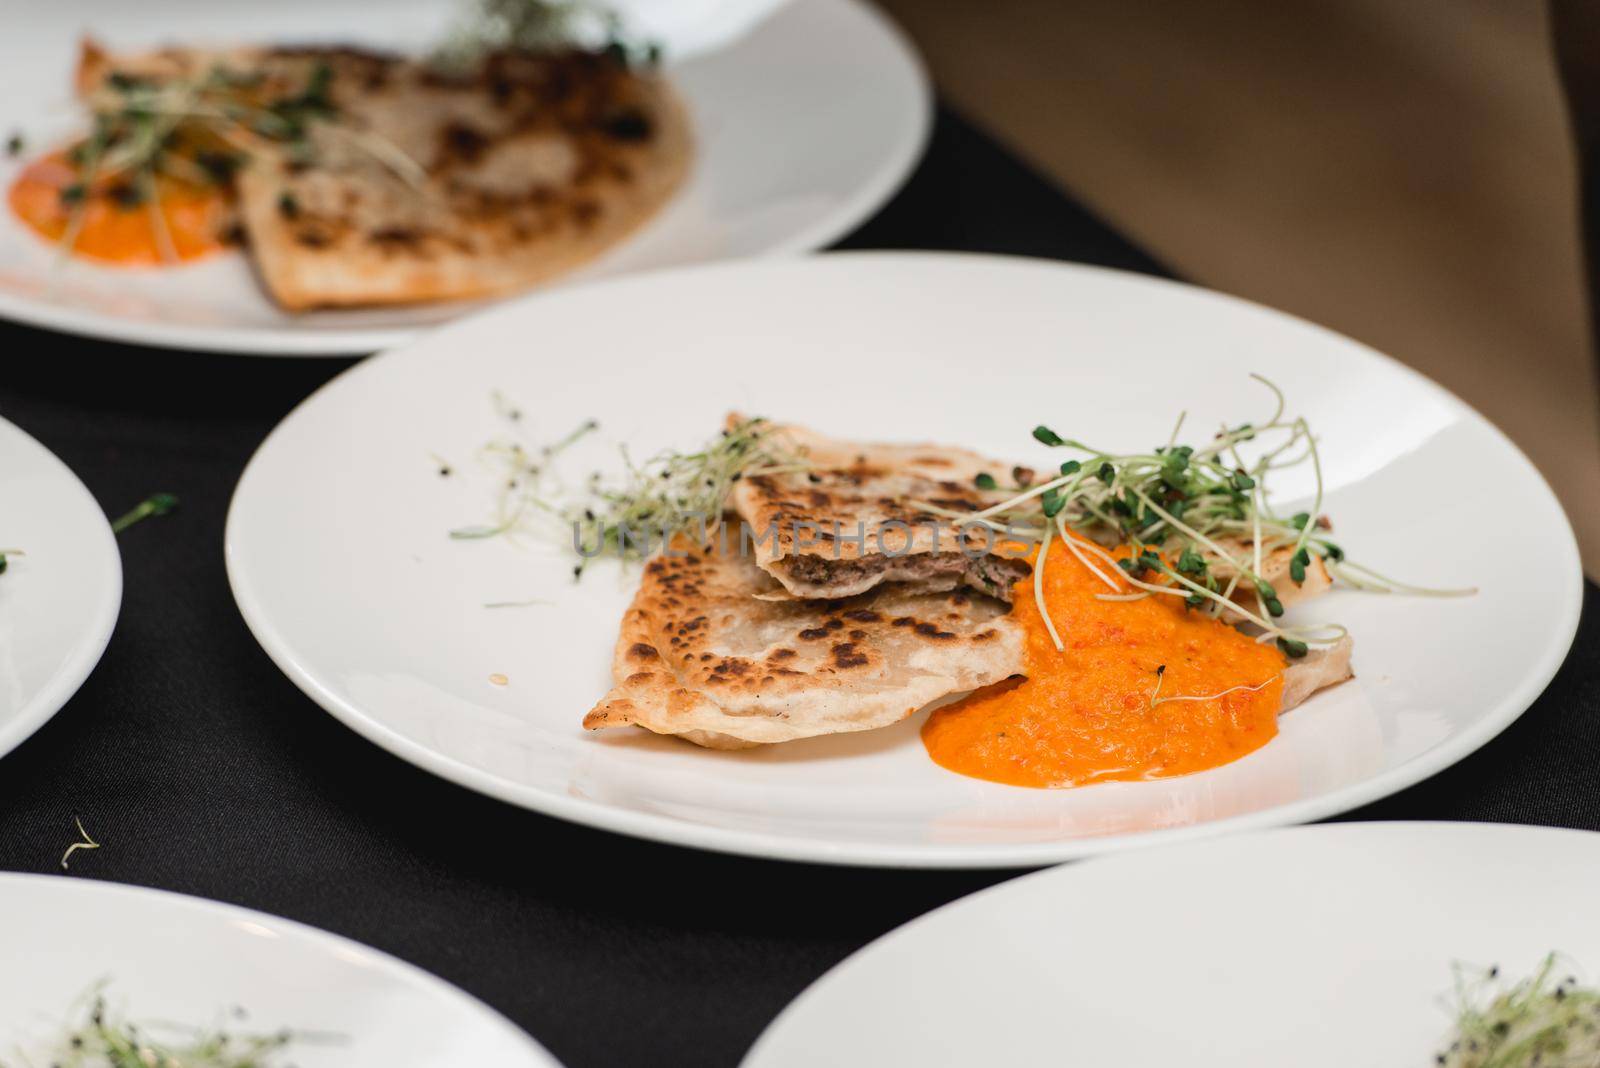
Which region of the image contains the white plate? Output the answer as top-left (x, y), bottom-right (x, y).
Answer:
top-left (224, 252), bottom-right (1582, 867)
top-left (0, 874), bottom-right (558, 1066)
top-left (745, 822), bottom-right (1600, 1066)
top-left (0, 0), bottom-right (927, 355)
top-left (0, 415), bottom-right (121, 760)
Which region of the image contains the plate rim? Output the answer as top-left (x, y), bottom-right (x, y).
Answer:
top-left (0, 415), bottom-right (122, 762)
top-left (0, 0), bottom-right (931, 357)
top-left (224, 250), bottom-right (1585, 869)
top-left (740, 821), bottom-right (1600, 1065)
top-left (0, 871), bottom-right (560, 1065)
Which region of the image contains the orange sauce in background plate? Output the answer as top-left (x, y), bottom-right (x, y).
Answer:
top-left (8, 149), bottom-right (229, 266)
top-left (923, 536), bottom-right (1287, 788)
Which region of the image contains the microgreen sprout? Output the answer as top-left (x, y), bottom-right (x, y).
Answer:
top-left (1438, 954), bottom-right (1600, 1067)
top-left (59, 815), bottom-right (99, 870)
top-left (451, 399), bottom-right (806, 578)
top-left (909, 376), bottom-right (1475, 658)
top-left (433, 0), bottom-right (663, 72)
top-left (56, 59), bottom-right (424, 262)
top-left (111, 493), bottom-right (178, 534)
top-left (5, 983), bottom-right (312, 1068)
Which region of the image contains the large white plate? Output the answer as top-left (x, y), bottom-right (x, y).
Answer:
top-left (745, 823), bottom-right (1600, 1066)
top-left (0, 0), bottom-right (927, 355)
top-left (224, 253), bottom-right (1582, 867)
top-left (0, 415), bottom-right (121, 760)
top-left (0, 874), bottom-right (558, 1066)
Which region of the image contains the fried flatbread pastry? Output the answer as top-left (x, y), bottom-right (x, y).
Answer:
top-left (583, 527), bottom-right (1025, 749)
top-left (77, 40), bottom-right (689, 310)
top-left (1281, 634), bottom-right (1354, 710)
top-left (729, 418), bottom-right (1034, 603)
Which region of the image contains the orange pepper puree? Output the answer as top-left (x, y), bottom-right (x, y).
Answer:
top-left (8, 150), bottom-right (228, 266)
top-left (922, 537), bottom-right (1287, 788)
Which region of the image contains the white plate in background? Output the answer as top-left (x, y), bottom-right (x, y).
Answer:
top-left (0, 414), bottom-right (120, 761)
top-left (0, 874), bottom-right (558, 1066)
top-left (745, 823), bottom-right (1600, 1066)
top-left (225, 253), bottom-right (1581, 866)
top-left (0, 0), bottom-right (928, 354)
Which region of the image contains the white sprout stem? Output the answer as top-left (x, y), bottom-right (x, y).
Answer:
top-left (146, 187), bottom-right (180, 264)
top-left (1152, 675), bottom-right (1280, 708)
top-left (1070, 536), bottom-right (1298, 639)
top-left (1289, 418), bottom-right (1324, 560)
top-left (1032, 519), bottom-right (1065, 652)
top-left (1125, 485), bottom-right (1254, 576)
top-left (1251, 481), bottom-right (1267, 621)
top-left (1328, 560), bottom-right (1478, 597)
top-left (1252, 372), bottom-right (1287, 426)
top-left (1057, 519), bottom-right (1124, 593)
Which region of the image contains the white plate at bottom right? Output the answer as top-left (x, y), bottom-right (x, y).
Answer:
top-left (745, 822), bottom-right (1600, 1066)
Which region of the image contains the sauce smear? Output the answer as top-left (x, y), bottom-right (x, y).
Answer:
top-left (923, 537), bottom-right (1287, 788)
top-left (8, 150), bottom-right (229, 266)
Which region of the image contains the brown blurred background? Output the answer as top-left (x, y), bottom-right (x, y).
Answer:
top-left (879, 0), bottom-right (1600, 576)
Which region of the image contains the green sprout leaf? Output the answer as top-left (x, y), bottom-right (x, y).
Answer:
top-left (1032, 425), bottom-right (1066, 447)
top-left (111, 493), bottom-right (179, 534)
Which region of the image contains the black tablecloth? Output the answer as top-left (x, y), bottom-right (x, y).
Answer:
top-left (0, 105), bottom-right (1594, 1068)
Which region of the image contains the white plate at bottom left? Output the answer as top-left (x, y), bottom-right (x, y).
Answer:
top-left (0, 875), bottom-right (559, 1066)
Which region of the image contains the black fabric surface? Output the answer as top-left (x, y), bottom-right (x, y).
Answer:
top-left (0, 104), bottom-right (1593, 1068)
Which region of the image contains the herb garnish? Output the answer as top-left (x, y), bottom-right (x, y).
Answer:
top-left (434, 0), bottom-right (663, 71)
top-left (57, 59), bottom-right (424, 262)
top-left (60, 815), bottom-right (100, 870)
top-left (4, 985), bottom-right (304, 1068)
top-left (1439, 955), bottom-right (1600, 1067)
top-left (917, 376), bottom-right (1475, 658)
top-left (451, 398), bottom-right (805, 578)
top-left (111, 493), bottom-right (179, 533)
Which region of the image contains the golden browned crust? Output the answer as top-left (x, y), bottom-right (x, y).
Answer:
top-left (1281, 634), bottom-right (1354, 710)
top-left (76, 41), bottom-right (691, 310)
top-left (584, 526), bottom-right (1025, 748)
top-left (729, 418), bottom-right (1034, 601)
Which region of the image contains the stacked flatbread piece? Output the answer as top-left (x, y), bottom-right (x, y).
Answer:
top-left (77, 41), bottom-right (690, 309)
top-left (584, 421), bottom-right (1033, 748)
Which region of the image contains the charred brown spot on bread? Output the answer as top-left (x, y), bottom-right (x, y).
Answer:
top-left (627, 643), bottom-right (660, 661)
top-left (602, 107), bottom-right (653, 142)
top-left (797, 626), bottom-right (829, 641)
top-left (831, 642), bottom-right (870, 669)
top-left (843, 609), bottom-right (881, 623)
top-left (915, 622), bottom-right (957, 640)
top-left (769, 648), bottom-right (797, 660)
top-left (440, 121), bottom-right (491, 165)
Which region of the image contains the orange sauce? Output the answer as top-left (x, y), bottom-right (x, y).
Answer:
top-left (8, 150), bottom-right (229, 266)
top-left (923, 537), bottom-right (1287, 788)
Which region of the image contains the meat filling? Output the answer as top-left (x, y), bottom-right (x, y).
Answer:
top-left (778, 550), bottom-right (1032, 603)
